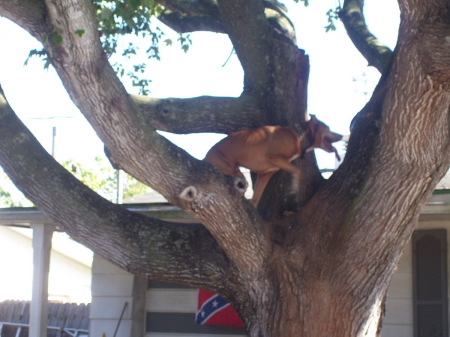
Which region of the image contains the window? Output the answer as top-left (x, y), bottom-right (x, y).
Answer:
top-left (413, 229), bottom-right (448, 337)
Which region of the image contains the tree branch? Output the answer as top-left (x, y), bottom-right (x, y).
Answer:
top-left (0, 85), bottom-right (230, 289)
top-left (264, 0), bottom-right (296, 43)
top-left (339, 0), bottom-right (393, 73)
top-left (157, 10), bottom-right (226, 33)
top-left (157, 0), bottom-right (296, 41)
top-left (1, 0), bottom-right (272, 275)
top-left (133, 94), bottom-right (264, 134)
top-left (156, 0), bottom-right (224, 33)
top-left (157, 0), bottom-right (220, 17)
top-left (217, 0), bottom-right (272, 93)
top-left (36, 0), bottom-right (196, 198)
top-left (0, 0), bottom-right (49, 39)
top-left (215, 0), bottom-right (300, 126)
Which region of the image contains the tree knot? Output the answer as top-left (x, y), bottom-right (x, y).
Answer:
top-left (180, 186), bottom-right (198, 201)
top-left (234, 176), bottom-right (248, 195)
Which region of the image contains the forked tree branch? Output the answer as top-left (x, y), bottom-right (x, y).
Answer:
top-left (0, 0), bottom-right (272, 275)
top-left (0, 85), bottom-right (230, 289)
top-left (340, 0), bottom-right (393, 73)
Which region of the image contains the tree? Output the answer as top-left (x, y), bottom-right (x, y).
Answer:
top-left (0, 0), bottom-right (448, 336)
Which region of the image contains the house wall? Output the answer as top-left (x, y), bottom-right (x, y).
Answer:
top-left (0, 226), bottom-right (92, 303)
top-left (145, 282), bottom-right (246, 337)
top-left (0, 226), bottom-right (34, 301)
top-left (91, 255), bottom-right (247, 337)
top-left (49, 248), bottom-right (92, 303)
top-left (90, 255), bottom-right (135, 337)
top-left (381, 238), bottom-right (414, 336)
top-left (381, 219), bottom-right (450, 337)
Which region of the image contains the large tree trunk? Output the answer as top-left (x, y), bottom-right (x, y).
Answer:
top-left (238, 0), bottom-right (450, 334)
top-left (0, 0), bottom-right (448, 336)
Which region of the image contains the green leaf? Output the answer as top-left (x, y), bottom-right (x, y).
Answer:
top-left (75, 29), bottom-right (85, 37)
top-left (52, 34), bottom-right (63, 45)
top-left (325, 7), bottom-right (340, 32)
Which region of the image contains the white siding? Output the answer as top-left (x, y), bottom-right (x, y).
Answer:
top-left (0, 226), bottom-right (91, 303)
top-left (146, 288), bottom-right (198, 313)
top-left (145, 284), bottom-right (247, 337)
top-left (382, 220), bottom-right (450, 337)
top-left (90, 254), bottom-right (135, 337)
top-left (381, 242), bottom-right (414, 337)
top-left (0, 226), bottom-right (33, 301)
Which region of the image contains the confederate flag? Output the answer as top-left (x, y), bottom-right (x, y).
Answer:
top-left (195, 289), bottom-right (245, 327)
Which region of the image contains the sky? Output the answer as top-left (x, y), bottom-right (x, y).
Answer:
top-left (0, 0), bottom-right (400, 183)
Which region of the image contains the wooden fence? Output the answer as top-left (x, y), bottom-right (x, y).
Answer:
top-left (0, 300), bottom-right (89, 337)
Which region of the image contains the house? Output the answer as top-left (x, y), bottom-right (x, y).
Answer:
top-left (0, 173), bottom-right (449, 337)
top-left (383, 184), bottom-right (450, 337)
top-left (0, 216), bottom-right (92, 336)
top-left (0, 226), bottom-right (92, 304)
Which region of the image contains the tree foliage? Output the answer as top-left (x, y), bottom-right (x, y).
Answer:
top-left (0, 157), bottom-right (152, 205)
top-left (0, 170), bottom-right (33, 207)
top-left (61, 157), bottom-right (152, 201)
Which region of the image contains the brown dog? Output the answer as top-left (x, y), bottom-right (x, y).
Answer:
top-left (204, 115), bottom-right (342, 206)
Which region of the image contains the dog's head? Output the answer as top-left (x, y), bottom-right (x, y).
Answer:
top-left (306, 115), bottom-right (342, 160)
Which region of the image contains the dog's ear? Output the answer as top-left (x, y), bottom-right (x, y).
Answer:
top-left (307, 114), bottom-right (318, 130)
top-left (305, 115), bottom-right (319, 153)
